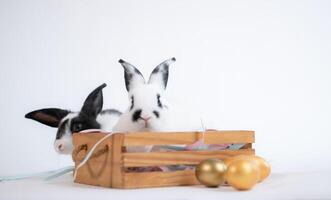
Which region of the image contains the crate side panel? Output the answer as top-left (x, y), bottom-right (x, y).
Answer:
top-left (123, 149), bottom-right (255, 167)
top-left (124, 170), bottom-right (199, 188)
top-left (123, 131), bottom-right (254, 146)
top-left (74, 153), bottom-right (112, 187)
top-left (73, 132), bottom-right (113, 187)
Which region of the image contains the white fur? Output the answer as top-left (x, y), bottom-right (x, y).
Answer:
top-left (113, 85), bottom-right (201, 133)
top-left (113, 65), bottom-right (201, 132)
top-left (54, 113), bottom-right (78, 154)
top-left (97, 112), bottom-right (121, 132)
top-left (113, 58), bottom-right (202, 152)
top-left (113, 85), bottom-right (201, 152)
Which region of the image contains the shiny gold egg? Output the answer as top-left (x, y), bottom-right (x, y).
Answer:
top-left (226, 159), bottom-right (259, 190)
top-left (225, 155), bottom-right (271, 182)
top-left (195, 158), bottom-right (227, 187)
top-left (249, 156), bottom-right (271, 182)
top-left (224, 155), bottom-right (250, 167)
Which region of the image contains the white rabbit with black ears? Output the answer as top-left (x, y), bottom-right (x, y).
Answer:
top-left (113, 57), bottom-right (202, 136)
top-left (25, 83), bottom-right (121, 154)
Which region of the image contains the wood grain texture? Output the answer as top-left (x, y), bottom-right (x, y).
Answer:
top-left (123, 149), bottom-right (255, 167)
top-left (72, 132), bottom-right (113, 187)
top-left (73, 147), bottom-right (112, 187)
top-left (111, 133), bottom-right (125, 188)
top-left (124, 170), bottom-right (200, 188)
top-left (73, 132), bottom-right (109, 146)
top-left (123, 130), bottom-right (255, 146)
top-left (74, 146), bottom-right (109, 162)
top-left (241, 143), bottom-right (252, 149)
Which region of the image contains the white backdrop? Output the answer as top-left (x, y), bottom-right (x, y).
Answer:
top-left (0, 0), bottom-right (330, 176)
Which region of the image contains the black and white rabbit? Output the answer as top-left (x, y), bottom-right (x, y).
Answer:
top-left (113, 58), bottom-right (202, 135)
top-left (25, 83), bottom-right (121, 154)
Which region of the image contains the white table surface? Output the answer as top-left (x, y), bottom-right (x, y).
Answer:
top-left (1, 171), bottom-right (330, 200)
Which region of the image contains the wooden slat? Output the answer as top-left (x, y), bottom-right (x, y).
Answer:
top-left (73, 145), bottom-right (113, 187)
top-left (124, 170), bottom-right (199, 188)
top-left (72, 132), bottom-right (109, 147)
top-left (123, 149), bottom-right (255, 167)
top-left (205, 131), bottom-right (255, 144)
top-left (72, 132), bottom-right (112, 163)
top-left (74, 147), bottom-right (109, 162)
top-left (72, 132), bottom-right (113, 188)
top-left (73, 132), bottom-right (109, 146)
top-left (111, 133), bottom-right (125, 188)
top-left (241, 143), bottom-right (252, 149)
top-left (123, 131), bottom-right (255, 146)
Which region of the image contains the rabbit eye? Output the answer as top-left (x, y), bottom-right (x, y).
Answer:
top-left (156, 94), bottom-right (163, 108)
top-left (72, 123), bottom-right (83, 132)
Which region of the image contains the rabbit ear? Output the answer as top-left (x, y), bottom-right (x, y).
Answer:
top-left (148, 57), bottom-right (176, 90)
top-left (119, 59), bottom-right (145, 91)
top-left (25, 108), bottom-right (70, 127)
top-left (80, 83), bottom-right (106, 118)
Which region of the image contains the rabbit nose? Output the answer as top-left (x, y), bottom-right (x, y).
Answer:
top-left (54, 139), bottom-right (73, 154)
top-left (57, 143), bottom-right (64, 151)
top-left (140, 116), bottom-right (151, 122)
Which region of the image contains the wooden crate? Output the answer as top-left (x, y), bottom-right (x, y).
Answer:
top-left (72, 130), bottom-right (255, 189)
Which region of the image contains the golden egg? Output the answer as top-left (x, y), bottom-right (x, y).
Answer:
top-left (249, 156), bottom-right (271, 182)
top-left (224, 155), bottom-right (250, 167)
top-left (195, 158), bottom-right (227, 187)
top-left (226, 159), bottom-right (259, 190)
top-left (225, 155), bottom-right (271, 182)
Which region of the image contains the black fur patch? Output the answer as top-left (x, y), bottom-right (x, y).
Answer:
top-left (78, 113), bottom-right (100, 128)
top-left (25, 108), bottom-right (70, 128)
top-left (130, 96), bottom-right (134, 111)
top-left (56, 119), bottom-right (68, 139)
top-left (71, 113), bottom-right (101, 134)
top-left (153, 110), bottom-right (160, 118)
top-left (124, 72), bottom-right (133, 91)
top-left (56, 108), bottom-right (121, 140)
top-left (119, 59), bottom-right (145, 91)
top-left (151, 65), bottom-right (169, 89)
top-left (132, 109), bottom-right (142, 122)
top-left (72, 122), bottom-right (83, 132)
top-left (81, 83), bottom-right (106, 118)
top-left (157, 94), bottom-right (163, 108)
